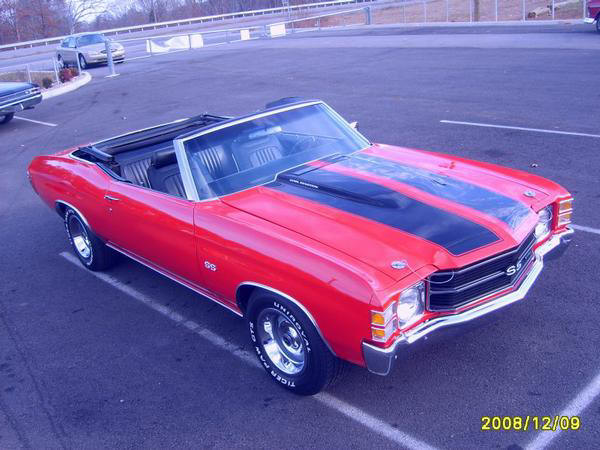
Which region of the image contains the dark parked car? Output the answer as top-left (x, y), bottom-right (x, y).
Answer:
top-left (0, 82), bottom-right (42, 125)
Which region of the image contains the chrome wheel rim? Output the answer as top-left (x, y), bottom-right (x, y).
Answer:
top-left (68, 215), bottom-right (91, 260)
top-left (257, 308), bottom-right (305, 375)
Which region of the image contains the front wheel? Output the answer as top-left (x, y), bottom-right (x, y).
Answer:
top-left (597, 16), bottom-right (600, 33)
top-left (0, 113), bottom-right (14, 124)
top-left (247, 291), bottom-right (346, 395)
top-left (64, 208), bottom-right (117, 271)
top-left (78, 54), bottom-right (87, 70)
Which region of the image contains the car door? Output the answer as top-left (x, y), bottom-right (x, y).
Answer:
top-left (57, 39), bottom-right (68, 61)
top-left (103, 180), bottom-right (201, 286)
top-left (63, 37), bottom-right (77, 64)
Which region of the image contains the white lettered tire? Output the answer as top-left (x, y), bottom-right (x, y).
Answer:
top-left (64, 208), bottom-right (117, 271)
top-left (247, 291), bottom-right (346, 395)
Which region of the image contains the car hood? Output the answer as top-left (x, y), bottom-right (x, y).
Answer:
top-left (222, 144), bottom-right (552, 281)
top-left (81, 42), bottom-right (123, 52)
top-left (0, 82), bottom-right (37, 96)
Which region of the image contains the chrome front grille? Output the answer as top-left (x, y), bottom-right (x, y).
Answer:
top-left (0, 88), bottom-right (40, 104)
top-left (428, 231), bottom-right (536, 311)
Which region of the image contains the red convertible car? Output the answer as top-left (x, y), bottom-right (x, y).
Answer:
top-left (28, 99), bottom-right (573, 395)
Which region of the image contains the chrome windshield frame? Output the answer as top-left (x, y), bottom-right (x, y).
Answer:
top-left (173, 100), bottom-right (370, 202)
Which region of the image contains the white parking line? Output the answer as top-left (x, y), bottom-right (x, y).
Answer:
top-left (440, 120), bottom-right (600, 139)
top-left (126, 55), bottom-right (152, 61)
top-left (525, 371), bottom-right (600, 450)
top-left (13, 116), bottom-right (57, 127)
top-left (60, 251), bottom-right (438, 450)
top-left (571, 224), bottom-right (600, 236)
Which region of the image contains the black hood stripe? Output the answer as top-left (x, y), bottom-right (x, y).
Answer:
top-left (341, 154), bottom-right (531, 230)
top-left (267, 166), bottom-right (500, 255)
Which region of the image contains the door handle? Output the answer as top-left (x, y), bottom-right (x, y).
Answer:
top-left (104, 195), bottom-right (120, 201)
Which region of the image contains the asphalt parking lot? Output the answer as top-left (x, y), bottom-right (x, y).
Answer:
top-left (1, 23), bottom-right (599, 449)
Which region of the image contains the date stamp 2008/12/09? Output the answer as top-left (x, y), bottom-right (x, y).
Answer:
top-left (481, 416), bottom-right (581, 432)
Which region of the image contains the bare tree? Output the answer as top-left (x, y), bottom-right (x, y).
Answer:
top-left (0, 0), bottom-right (21, 41)
top-left (64, 0), bottom-right (108, 33)
top-left (473, 0), bottom-right (480, 21)
top-left (137, 0), bottom-right (164, 23)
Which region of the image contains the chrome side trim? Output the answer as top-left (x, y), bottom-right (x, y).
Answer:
top-left (107, 243), bottom-right (243, 317)
top-left (236, 281), bottom-right (336, 356)
top-left (55, 200), bottom-right (90, 227)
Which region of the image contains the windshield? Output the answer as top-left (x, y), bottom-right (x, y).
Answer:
top-left (77, 34), bottom-right (105, 46)
top-left (181, 103), bottom-right (369, 200)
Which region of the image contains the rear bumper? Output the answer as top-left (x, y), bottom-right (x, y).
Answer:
top-left (584, 18), bottom-right (596, 24)
top-left (362, 228), bottom-right (573, 376)
top-left (0, 93), bottom-right (43, 114)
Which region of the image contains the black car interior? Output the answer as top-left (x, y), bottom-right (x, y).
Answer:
top-left (72, 103), bottom-right (332, 200)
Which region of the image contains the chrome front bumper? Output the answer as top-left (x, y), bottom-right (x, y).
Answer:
top-left (0, 93), bottom-right (42, 114)
top-left (584, 18), bottom-right (596, 24)
top-left (362, 228), bottom-right (574, 376)
top-left (87, 53), bottom-right (125, 63)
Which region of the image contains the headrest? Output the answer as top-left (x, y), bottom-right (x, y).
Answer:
top-left (151, 148), bottom-right (177, 168)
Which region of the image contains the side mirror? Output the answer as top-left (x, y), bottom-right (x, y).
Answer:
top-left (349, 121), bottom-right (359, 131)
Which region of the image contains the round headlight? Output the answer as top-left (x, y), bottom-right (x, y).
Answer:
top-left (396, 282), bottom-right (425, 325)
top-left (535, 206), bottom-right (552, 240)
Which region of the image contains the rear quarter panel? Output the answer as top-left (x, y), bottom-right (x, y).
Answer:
top-left (28, 152), bottom-right (111, 239)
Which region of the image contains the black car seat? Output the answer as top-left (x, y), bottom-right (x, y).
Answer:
top-left (120, 157), bottom-right (152, 187)
top-left (147, 149), bottom-right (185, 198)
top-left (190, 145), bottom-right (238, 181)
top-left (231, 133), bottom-right (283, 171)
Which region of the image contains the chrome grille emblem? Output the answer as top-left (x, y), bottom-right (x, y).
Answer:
top-left (505, 260), bottom-right (523, 276)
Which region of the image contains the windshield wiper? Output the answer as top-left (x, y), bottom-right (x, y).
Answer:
top-left (277, 173), bottom-right (395, 208)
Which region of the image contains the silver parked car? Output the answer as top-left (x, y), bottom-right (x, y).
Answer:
top-left (56, 33), bottom-right (125, 70)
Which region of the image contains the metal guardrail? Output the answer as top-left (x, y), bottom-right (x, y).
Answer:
top-left (271, 7), bottom-right (370, 26)
top-left (0, 0), bottom-right (376, 52)
top-left (126, 7), bottom-right (368, 45)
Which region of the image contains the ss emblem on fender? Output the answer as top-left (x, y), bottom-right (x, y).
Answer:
top-left (204, 261), bottom-right (217, 272)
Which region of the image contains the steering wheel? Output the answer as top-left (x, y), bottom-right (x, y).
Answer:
top-left (290, 135), bottom-right (317, 154)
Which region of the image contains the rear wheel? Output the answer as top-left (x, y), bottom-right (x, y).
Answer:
top-left (0, 113), bottom-right (14, 124)
top-left (64, 208), bottom-right (117, 271)
top-left (247, 291), bottom-right (346, 395)
top-left (597, 16), bottom-right (600, 33)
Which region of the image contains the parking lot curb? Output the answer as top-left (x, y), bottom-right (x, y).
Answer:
top-left (42, 71), bottom-right (91, 100)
